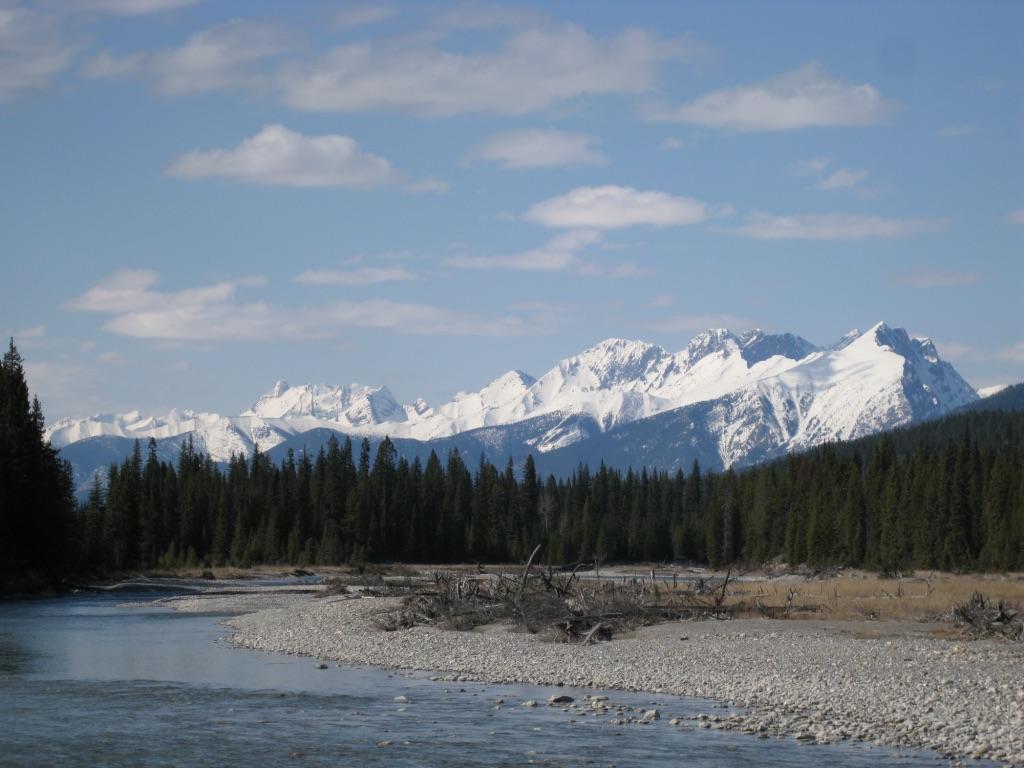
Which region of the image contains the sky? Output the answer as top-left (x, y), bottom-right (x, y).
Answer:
top-left (1, 0), bottom-right (1022, 421)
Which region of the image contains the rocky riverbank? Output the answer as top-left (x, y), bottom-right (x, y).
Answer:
top-left (166, 589), bottom-right (1023, 765)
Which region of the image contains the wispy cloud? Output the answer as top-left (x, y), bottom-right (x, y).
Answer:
top-left (69, 270), bottom-right (538, 339)
top-left (895, 267), bottom-right (983, 288)
top-left (7, 323), bottom-right (47, 339)
top-left (814, 168), bottom-right (869, 191)
top-left (333, 4), bottom-right (396, 28)
top-left (467, 129), bottom-right (605, 169)
top-left (293, 266), bottom-right (418, 286)
top-left (165, 124), bottom-right (406, 188)
top-left (736, 212), bottom-right (950, 240)
top-left (0, 6), bottom-right (78, 104)
top-left (658, 137), bottom-right (683, 151)
top-left (81, 19), bottom-right (291, 91)
top-left (97, 350), bottom-right (126, 365)
top-left (650, 295), bottom-right (674, 308)
top-left (64, 0), bottom-right (202, 14)
top-left (445, 230), bottom-right (649, 278)
top-left (524, 185), bottom-right (711, 229)
top-left (446, 230), bottom-right (598, 272)
top-left (997, 342), bottom-right (1024, 363)
top-left (793, 157), bottom-right (871, 193)
top-left (1007, 209), bottom-right (1024, 225)
top-left (81, 49), bottom-right (145, 78)
top-left (649, 62), bottom-right (896, 131)
top-left (792, 157), bottom-right (832, 176)
top-left (24, 358), bottom-right (106, 419)
top-left (277, 25), bottom-right (691, 115)
top-left (77, 13), bottom-right (700, 116)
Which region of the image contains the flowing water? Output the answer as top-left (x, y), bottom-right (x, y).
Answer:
top-left (0, 589), bottom-right (948, 767)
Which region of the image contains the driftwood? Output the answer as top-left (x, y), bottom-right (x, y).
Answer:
top-left (948, 592), bottom-right (1023, 642)
top-left (370, 549), bottom-right (737, 642)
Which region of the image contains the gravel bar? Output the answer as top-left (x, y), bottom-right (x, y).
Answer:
top-left (166, 591), bottom-right (1023, 765)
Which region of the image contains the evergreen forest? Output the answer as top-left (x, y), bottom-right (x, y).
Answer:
top-left (2, 340), bottom-right (1023, 581)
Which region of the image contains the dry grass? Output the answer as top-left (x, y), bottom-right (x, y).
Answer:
top-left (710, 572), bottom-right (1024, 622)
top-left (137, 563), bottom-right (1024, 628)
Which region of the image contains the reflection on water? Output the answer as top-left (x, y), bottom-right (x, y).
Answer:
top-left (0, 591), bottom-right (949, 767)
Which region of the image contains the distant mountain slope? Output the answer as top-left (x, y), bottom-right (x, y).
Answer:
top-left (960, 382), bottom-right (1024, 413)
top-left (52, 321), bottom-right (979, 495)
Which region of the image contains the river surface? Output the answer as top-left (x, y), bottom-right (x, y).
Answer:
top-left (0, 588), bottom-right (949, 767)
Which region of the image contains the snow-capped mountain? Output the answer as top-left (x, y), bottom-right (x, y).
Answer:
top-left (47, 322), bottom-right (978, 484)
top-left (244, 381), bottom-right (410, 426)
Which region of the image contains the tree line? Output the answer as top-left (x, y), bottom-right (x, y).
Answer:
top-left (0, 340), bottom-right (76, 580)
top-left (79, 411), bottom-right (1024, 573)
top-left (2, 339), bottom-right (1022, 580)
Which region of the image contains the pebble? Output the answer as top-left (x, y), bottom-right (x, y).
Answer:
top-left (208, 590), bottom-right (1024, 766)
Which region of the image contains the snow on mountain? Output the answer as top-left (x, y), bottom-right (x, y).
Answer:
top-left (536, 322), bottom-right (979, 473)
top-left (977, 384), bottom-right (1008, 398)
top-left (244, 381), bottom-right (407, 427)
top-left (47, 322), bottom-right (978, 471)
top-left (740, 322), bottom-right (977, 461)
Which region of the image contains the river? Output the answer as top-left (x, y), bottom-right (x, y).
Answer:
top-left (0, 588), bottom-right (951, 767)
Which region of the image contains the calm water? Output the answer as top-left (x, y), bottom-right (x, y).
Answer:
top-left (0, 589), bottom-right (946, 767)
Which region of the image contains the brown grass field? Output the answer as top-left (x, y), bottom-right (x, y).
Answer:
top-left (142, 564), bottom-right (1024, 626)
top-left (711, 571), bottom-right (1024, 622)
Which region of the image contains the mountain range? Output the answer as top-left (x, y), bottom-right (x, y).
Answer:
top-left (49, 321), bottom-right (980, 496)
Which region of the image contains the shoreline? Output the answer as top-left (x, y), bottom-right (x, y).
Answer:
top-left (159, 588), bottom-right (1024, 766)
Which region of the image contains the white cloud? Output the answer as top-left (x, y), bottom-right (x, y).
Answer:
top-left (524, 185), bottom-right (710, 229)
top-left (1007, 209), bottom-right (1024, 225)
top-left (896, 268), bottom-right (983, 288)
top-left (68, 269), bottom-right (267, 315)
top-left (0, 6), bottom-right (78, 104)
top-left (446, 230), bottom-right (601, 272)
top-left (98, 350), bottom-right (126, 365)
top-left (68, 0), bottom-right (201, 14)
top-left (937, 123), bottom-right (977, 138)
top-left (278, 25), bottom-right (686, 115)
top-left (165, 124), bottom-right (404, 188)
top-left (24, 358), bottom-right (106, 420)
top-left (814, 168), bottom-right (869, 191)
top-left (736, 212), bottom-right (950, 240)
top-left (334, 4), bottom-right (396, 28)
top-left (467, 129), bottom-right (605, 169)
top-left (792, 157), bottom-right (832, 176)
top-left (81, 49), bottom-right (145, 78)
top-left (793, 157), bottom-right (873, 194)
top-left (9, 323), bottom-right (46, 339)
top-left (404, 176), bottom-right (450, 194)
top-left (658, 137), bottom-right (683, 151)
top-left (446, 230), bottom-right (647, 277)
top-left (650, 295), bottom-right (674, 308)
top-left (998, 342), bottom-right (1024, 363)
top-left (151, 20), bottom-right (292, 95)
top-left (607, 261), bottom-right (651, 278)
top-left (69, 270), bottom-right (537, 339)
top-left (649, 313), bottom-right (756, 333)
top-left (651, 62), bottom-right (895, 131)
top-left (293, 266), bottom-right (417, 286)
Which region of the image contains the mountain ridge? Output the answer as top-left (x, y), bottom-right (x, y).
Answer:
top-left (48, 322), bottom-right (978, 495)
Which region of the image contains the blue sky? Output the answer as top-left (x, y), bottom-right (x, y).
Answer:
top-left (2, 0), bottom-right (1022, 419)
